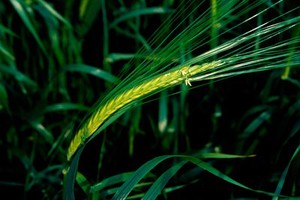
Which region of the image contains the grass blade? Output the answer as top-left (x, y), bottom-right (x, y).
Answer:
top-left (273, 145), bottom-right (300, 200)
top-left (142, 161), bottom-right (187, 200)
top-left (110, 7), bottom-right (174, 28)
top-left (44, 103), bottom-right (89, 113)
top-left (10, 0), bottom-right (46, 54)
top-left (184, 156), bottom-right (281, 198)
top-left (37, 0), bottom-right (72, 27)
top-left (90, 172), bottom-right (134, 193)
top-left (0, 83), bottom-right (9, 112)
top-left (158, 90), bottom-right (168, 133)
top-left (0, 43), bottom-right (15, 61)
top-left (76, 172), bottom-right (90, 195)
top-left (65, 64), bottom-right (119, 83)
top-left (64, 146), bottom-right (84, 200)
top-left (78, 0), bottom-right (102, 35)
top-left (112, 155), bottom-right (174, 200)
top-left (113, 153), bottom-right (257, 200)
top-left (0, 65), bottom-right (37, 88)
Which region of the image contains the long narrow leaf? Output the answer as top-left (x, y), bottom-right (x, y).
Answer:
top-left (113, 154), bottom-right (284, 200)
top-left (142, 161), bottom-right (187, 200)
top-left (273, 145), bottom-right (300, 200)
top-left (0, 65), bottom-right (37, 87)
top-left (37, 0), bottom-right (72, 27)
top-left (10, 0), bottom-right (46, 54)
top-left (65, 64), bottom-right (119, 83)
top-left (44, 103), bottom-right (89, 113)
top-left (90, 172), bottom-right (134, 193)
top-left (76, 172), bottom-right (90, 195)
top-left (110, 7), bottom-right (174, 28)
top-left (64, 146), bottom-right (84, 200)
top-left (112, 155), bottom-right (174, 200)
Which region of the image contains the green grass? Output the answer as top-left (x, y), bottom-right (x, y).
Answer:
top-left (0, 0), bottom-right (300, 199)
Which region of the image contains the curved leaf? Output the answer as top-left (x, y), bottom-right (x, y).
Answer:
top-left (110, 7), bottom-right (174, 28)
top-left (0, 65), bottom-right (37, 87)
top-left (142, 161), bottom-right (187, 200)
top-left (90, 172), bottom-right (134, 193)
top-left (113, 154), bottom-right (282, 200)
top-left (44, 103), bottom-right (89, 113)
top-left (37, 0), bottom-right (72, 27)
top-left (273, 145), bottom-right (300, 200)
top-left (10, 0), bottom-right (46, 54)
top-left (112, 155), bottom-right (174, 200)
top-left (65, 64), bottom-right (119, 83)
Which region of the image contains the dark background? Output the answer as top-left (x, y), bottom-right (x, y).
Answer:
top-left (0, 0), bottom-right (299, 199)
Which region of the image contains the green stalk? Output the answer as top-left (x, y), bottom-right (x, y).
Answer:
top-left (210, 0), bottom-right (219, 50)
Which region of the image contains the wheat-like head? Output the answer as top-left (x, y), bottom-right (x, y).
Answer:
top-left (67, 61), bottom-right (222, 161)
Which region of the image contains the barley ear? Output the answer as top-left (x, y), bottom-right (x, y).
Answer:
top-left (67, 61), bottom-right (222, 161)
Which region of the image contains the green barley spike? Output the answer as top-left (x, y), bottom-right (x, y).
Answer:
top-left (67, 61), bottom-right (222, 161)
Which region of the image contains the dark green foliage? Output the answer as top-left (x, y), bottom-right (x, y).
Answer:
top-left (0, 0), bottom-right (300, 199)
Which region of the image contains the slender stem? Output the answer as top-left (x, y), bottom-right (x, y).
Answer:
top-left (101, 0), bottom-right (110, 73)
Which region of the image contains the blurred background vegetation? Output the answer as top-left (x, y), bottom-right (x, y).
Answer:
top-left (0, 0), bottom-right (299, 199)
